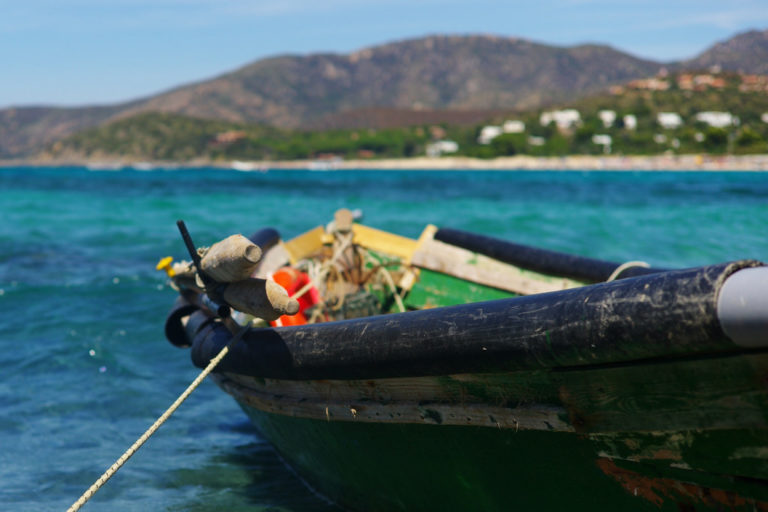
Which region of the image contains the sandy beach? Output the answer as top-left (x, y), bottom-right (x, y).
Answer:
top-left (304, 154), bottom-right (768, 171)
top-left (4, 153), bottom-right (768, 171)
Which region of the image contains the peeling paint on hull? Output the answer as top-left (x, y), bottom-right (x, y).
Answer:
top-left (214, 350), bottom-right (768, 511)
top-left (235, 403), bottom-right (768, 512)
top-left (170, 224), bottom-right (768, 511)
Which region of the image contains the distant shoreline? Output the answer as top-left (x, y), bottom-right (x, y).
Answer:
top-left (3, 154), bottom-right (768, 171)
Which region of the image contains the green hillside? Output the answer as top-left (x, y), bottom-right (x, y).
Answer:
top-left (8, 29), bottom-right (768, 158)
top-left (44, 71), bottom-right (768, 162)
top-left (46, 112), bottom-right (431, 161)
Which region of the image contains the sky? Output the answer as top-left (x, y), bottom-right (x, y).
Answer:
top-left (2, 0), bottom-right (767, 108)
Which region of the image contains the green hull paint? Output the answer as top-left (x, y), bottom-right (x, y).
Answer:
top-left (237, 404), bottom-right (644, 511)
top-left (405, 268), bottom-right (517, 309)
top-left (236, 403), bottom-right (768, 511)
top-left (222, 351), bottom-right (768, 511)
top-left (169, 222), bottom-right (768, 511)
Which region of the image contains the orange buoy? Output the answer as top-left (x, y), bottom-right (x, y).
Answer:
top-left (270, 267), bottom-right (320, 326)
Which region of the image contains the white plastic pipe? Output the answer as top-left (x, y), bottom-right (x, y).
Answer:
top-left (717, 266), bottom-right (768, 348)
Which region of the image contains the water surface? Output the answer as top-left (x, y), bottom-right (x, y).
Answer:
top-left (1, 166), bottom-right (767, 511)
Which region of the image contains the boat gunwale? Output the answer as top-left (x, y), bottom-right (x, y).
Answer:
top-left (187, 260), bottom-right (761, 381)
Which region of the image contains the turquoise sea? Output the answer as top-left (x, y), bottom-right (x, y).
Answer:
top-left (2, 166), bottom-right (768, 511)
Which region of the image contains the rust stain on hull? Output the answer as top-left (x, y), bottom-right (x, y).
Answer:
top-left (596, 458), bottom-right (768, 510)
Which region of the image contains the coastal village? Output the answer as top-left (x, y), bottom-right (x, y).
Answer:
top-left (8, 14), bottom-right (768, 512)
top-left (5, 27), bottom-right (768, 171)
top-left (27, 47), bottom-right (768, 170)
top-left (160, 69), bottom-right (768, 166)
top-left (426, 70), bottom-right (768, 158)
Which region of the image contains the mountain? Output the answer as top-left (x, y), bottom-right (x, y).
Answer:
top-left (43, 70), bottom-right (768, 162)
top-left (0, 35), bottom-right (663, 157)
top-left (2, 30), bottom-right (767, 158)
top-left (119, 36), bottom-right (660, 129)
top-left (680, 29), bottom-right (768, 74)
top-left (0, 105), bottom-right (122, 158)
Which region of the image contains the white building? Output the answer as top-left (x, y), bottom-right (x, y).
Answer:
top-left (527, 136), bottom-right (546, 146)
top-left (695, 112), bottom-right (734, 128)
top-left (623, 114), bottom-right (637, 131)
top-left (426, 140), bottom-right (459, 157)
top-left (592, 134), bottom-right (612, 154)
top-left (540, 109), bottom-right (581, 130)
top-left (478, 125), bottom-right (503, 145)
top-left (502, 120), bottom-right (525, 133)
top-left (657, 112), bottom-right (683, 130)
top-left (762, 113), bottom-right (768, 124)
top-left (598, 110), bottom-right (616, 128)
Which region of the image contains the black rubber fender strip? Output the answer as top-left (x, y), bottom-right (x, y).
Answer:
top-left (248, 228), bottom-right (280, 252)
top-left (434, 227), bottom-right (666, 283)
top-left (164, 295), bottom-right (200, 348)
top-left (190, 260), bottom-right (761, 380)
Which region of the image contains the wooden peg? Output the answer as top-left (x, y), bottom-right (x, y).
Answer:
top-left (222, 278), bottom-right (300, 321)
top-left (201, 234), bottom-right (262, 283)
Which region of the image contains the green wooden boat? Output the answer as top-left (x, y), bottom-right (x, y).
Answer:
top-left (161, 210), bottom-right (768, 511)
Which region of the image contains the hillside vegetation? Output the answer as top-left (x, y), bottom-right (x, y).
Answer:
top-left (45, 112), bottom-right (430, 161)
top-left (462, 71), bottom-right (768, 158)
top-left (44, 71), bottom-right (768, 162)
top-left (7, 29), bottom-right (768, 158)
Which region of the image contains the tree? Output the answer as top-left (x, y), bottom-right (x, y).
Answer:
top-left (490, 133), bottom-right (526, 156)
top-left (734, 127), bottom-right (767, 154)
top-left (702, 127), bottom-right (728, 154)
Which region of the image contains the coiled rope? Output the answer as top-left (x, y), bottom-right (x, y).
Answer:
top-left (67, 321), bottom-right (250, 512)
top-left (606, 260), bottom-right (650, 282)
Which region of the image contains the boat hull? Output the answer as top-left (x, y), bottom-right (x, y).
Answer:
top-left (234, 398), bottom-right (768, 512)
top-left (240, 406), bottom-right (645, 511)
top-left (214, 350), bottom-right (768, 511)
top-left (164, 221), bottom-right (768, 511)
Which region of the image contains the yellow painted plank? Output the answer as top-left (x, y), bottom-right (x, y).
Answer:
top-left (351, 224), bottom-right (418, 261)
top-left (282, 226), bottom-right (325, 264)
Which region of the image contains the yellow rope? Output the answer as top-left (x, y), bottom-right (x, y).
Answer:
top-left (67, 321), bottom-right (250, 512)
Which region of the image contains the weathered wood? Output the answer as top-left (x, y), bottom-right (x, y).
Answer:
top-left (168, 260), bottom-right (200, 291)
top-left (412, 236), bottom-right (584, 295)
top-left (218, 351), bottom-right (768, 439)
top-left (167, 220), bottom-right (768, 512)
top-left (222, 278), bottom-right (300, 321)
top-left (409, 224), bottom-right (439, 264)
top-left (334, 208), bottom-right (354, 233)
top-left (217, 373), bottom-right (572, 431)
top-left (214, 349), bottom-right (768, 497)
top-left (200, 234), bottom-right (262, 282)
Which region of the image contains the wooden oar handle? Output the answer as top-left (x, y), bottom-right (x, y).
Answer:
top-left (201, 234), bottom-right (262, 282)
top-left (223, 278), bottom-right (300, 321)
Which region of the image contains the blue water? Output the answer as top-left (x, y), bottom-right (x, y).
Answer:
top-left (1, 166), bottom-right (767, 511)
